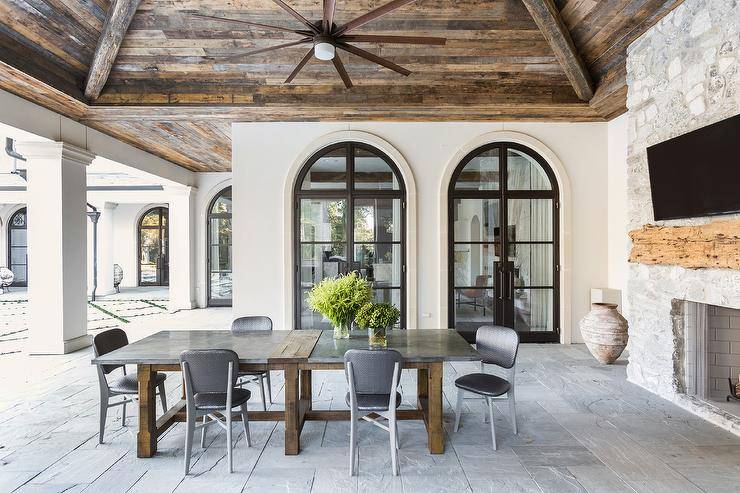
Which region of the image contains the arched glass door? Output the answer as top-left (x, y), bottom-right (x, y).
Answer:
top-left (448, 143), bottom-right (559, 343)
top-left (294, 142), bottom-right (406, 330)
top-left (207, 187), bottom-right (232, 306)
top-left (138, 207), bottom-right (169, 286)
top-left (7, 208), bottom-right (28, 287)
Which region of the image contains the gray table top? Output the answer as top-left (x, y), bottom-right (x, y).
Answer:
top-left (308, 329), bottom-right (480, 363)
top-left (91, 330), bottom-right (290, 365)
top-left (91, 329), bottom-right (480, 366)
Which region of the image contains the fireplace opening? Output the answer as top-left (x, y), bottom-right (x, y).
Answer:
top-left (678, 300), bottom-right (740, 416)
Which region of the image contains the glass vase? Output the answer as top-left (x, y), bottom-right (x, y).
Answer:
top-left (333, 322), bottom-right (350, 339)
top-left (368, 327), bottom-right (388, 348)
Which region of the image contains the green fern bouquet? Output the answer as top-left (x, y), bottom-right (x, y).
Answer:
top-left (354, 303), bottom-right (401, 329)
top-left (306, 272), bottom-right (372, 338)
top-left (354, 302), bottom-right (400, 348)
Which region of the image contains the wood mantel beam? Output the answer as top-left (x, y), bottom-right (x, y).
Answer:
top-left (520, 0), bottom-right (594, 101)
top-left (84, 0), bottom-right (141, 100)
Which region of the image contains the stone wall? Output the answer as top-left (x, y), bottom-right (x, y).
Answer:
top-left (625, 0), bottom-right (740, 403)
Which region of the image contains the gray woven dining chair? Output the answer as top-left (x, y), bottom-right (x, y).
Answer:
top-left (231, 316), bottom-right (272, 411)
top-left (180, 349), bottom-right (252, 475)
top-left (93, 328), bottom-right (167, 444)
top-left (453, 325), bottom-right (519, 450)
top-left (344, 349), bottom-right (404, 477)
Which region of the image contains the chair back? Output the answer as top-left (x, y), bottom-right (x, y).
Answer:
top-left (180, 349), bottom-right (240, 396)
top-left (231, 316), bottom-right (273, 334)
top-left (93, 328), bottom-right (129, 374)
top-left (462, 274), bottom-right (489, 297)
top-left (476, 325), bottom-right (519, 369)
top-left (344, 349), bottom-right (403, 395)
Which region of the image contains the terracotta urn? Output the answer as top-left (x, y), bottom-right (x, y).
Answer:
top-left (579, 303), bottom-right (629, 364)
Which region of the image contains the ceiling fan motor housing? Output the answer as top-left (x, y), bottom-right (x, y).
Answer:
top-left (313, 34), bottom-right (335, 60)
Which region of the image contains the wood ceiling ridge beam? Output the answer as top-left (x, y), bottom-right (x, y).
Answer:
top-left (520, 0), bottom-right (594, 101)
top-left (84, 0), bottom-right (142, 101)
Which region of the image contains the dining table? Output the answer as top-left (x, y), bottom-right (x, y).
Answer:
top-left (91, 328), bottom-right (480, 458)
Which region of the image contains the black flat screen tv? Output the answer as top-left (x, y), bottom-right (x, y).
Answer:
top-left (647, 114), bottom-right (740, 221)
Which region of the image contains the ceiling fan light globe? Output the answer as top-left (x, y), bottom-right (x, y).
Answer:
top-left (314, 42), bottom-right (335, 61)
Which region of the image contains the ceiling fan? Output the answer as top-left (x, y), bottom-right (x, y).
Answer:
top-left (193, 0), bottom-right (447, 88)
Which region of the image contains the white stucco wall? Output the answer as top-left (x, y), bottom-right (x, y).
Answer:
top-left (232, 122), bottom-right (610, 341)
top-left (607, 114), bottom-right (629, 307)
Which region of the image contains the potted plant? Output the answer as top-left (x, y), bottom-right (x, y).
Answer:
top-left (355, 302), bottom-right (401, 348)
top-left (306, 272), bottom-right (372, 339)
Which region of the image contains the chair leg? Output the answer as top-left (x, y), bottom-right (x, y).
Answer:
top-left (158, 382), bottom-right (168, 414)
top-left (454, 388), bottom-right (464, 432)
top-left (99, 395), bottom-right (108, 444)
top-left (486, 397), bottom-right (497, 451)
top-left (349, 412), bottom-right (357, 476)
top-left (395, 421), bottom-right (400, 450)
top-left (184, 412), bottom-right (195, 475)
top-left (508, 391), bottom-right (518, 435)
top-left (121, 401), bottom-right (127, 427)
top-left (389, 414), bottom-right (399, 476)
top-left (200, 415), bottom-right (208, 448)
top-left (265, 371), bottom-right (272, 404)
top-left (241, 403), bottom-right (252, 447)
top-left (226, 410), bottom-right (233, 473)
top-left (257, 374), bottom-right (266, 412)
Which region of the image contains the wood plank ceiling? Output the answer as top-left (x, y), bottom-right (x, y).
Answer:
top-left (0, 0), bottom-right (683, 171)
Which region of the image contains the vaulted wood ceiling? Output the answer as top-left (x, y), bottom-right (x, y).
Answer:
top-left (0, 0), bottom-right (683, 171)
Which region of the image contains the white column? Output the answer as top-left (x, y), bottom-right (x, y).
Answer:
top-left (18, 142), bottom-right (94, 354)
top-left (167, 186), bottom-right (196, 310)
top-left (96, 202), bottom-right (117, 296)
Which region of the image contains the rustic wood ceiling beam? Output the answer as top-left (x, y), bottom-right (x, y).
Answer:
top-left (84, 0), bottom-right (141, 101)
top-left (520, 0), bottom-right (594, 101)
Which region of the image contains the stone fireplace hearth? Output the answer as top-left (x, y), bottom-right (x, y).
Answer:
top-left (625, 0), bottom-right (740, 433)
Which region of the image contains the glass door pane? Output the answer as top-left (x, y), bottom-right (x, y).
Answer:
top-left (159, 209), bottom-right (169, 285)
top-left (209, 216), bottom-right (232, 303)
top-left (299, 198), bottom-right (348, 330)
top-left (506, 197), bottom-right (555, 336)
top-left (139, 228), bottom-right (160, 285)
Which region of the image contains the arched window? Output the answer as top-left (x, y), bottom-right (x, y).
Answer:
top-left (207, 186), bottom-right (232, 306)
top-left (138, 207), bottom-right (169, 286)
top-left (448, 143), bottom-right (559, 343)
top-left (294, 142), bottom-right (406, 330)
top-left (7, 207), bottom-right (28, 287)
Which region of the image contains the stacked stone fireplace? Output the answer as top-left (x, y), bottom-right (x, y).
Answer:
top-left (624, 0), bottom-right (740, 432)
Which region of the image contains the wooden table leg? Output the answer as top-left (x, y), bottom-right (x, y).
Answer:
top-left (137, 364), bottom-right (157, 458)
top-left (300, 369), bottom-right (313, 410)
top-left (427, 362), bottom-right (445, 454)
top-left (417, 367), bottom-right (429, 404)
top-left (284, 363), bottom-right (300, 455)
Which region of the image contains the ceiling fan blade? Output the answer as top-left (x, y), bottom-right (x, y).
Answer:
top-left (332, 54), bottom-right (353, 88)
top-left (335, 0), bottom-right (417, 36)
top-left (323, 0), bottom-right (336, 34)
top-left (222, 38), bottom-right (312, 61)
top-left (285, 49), bottom-right (314, 83)
top-left (340, 34), bottom-right (447, 45)
top-left (191, 13), bottom-right (312, 35)
top-left (270, 0), bottom-right (320, 33)
top-left (336, 42), bottom-right (411, 76)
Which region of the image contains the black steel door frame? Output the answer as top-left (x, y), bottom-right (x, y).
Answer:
top-left (447, 142), bottom-right (560, 343)
top-left (293, 142), bottom-right (407, 330)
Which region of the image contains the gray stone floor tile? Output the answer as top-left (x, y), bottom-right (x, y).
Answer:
top-left (566, 465), bottom-right (635, 493)
top-left (4, 341), bottom-right (740, 492)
